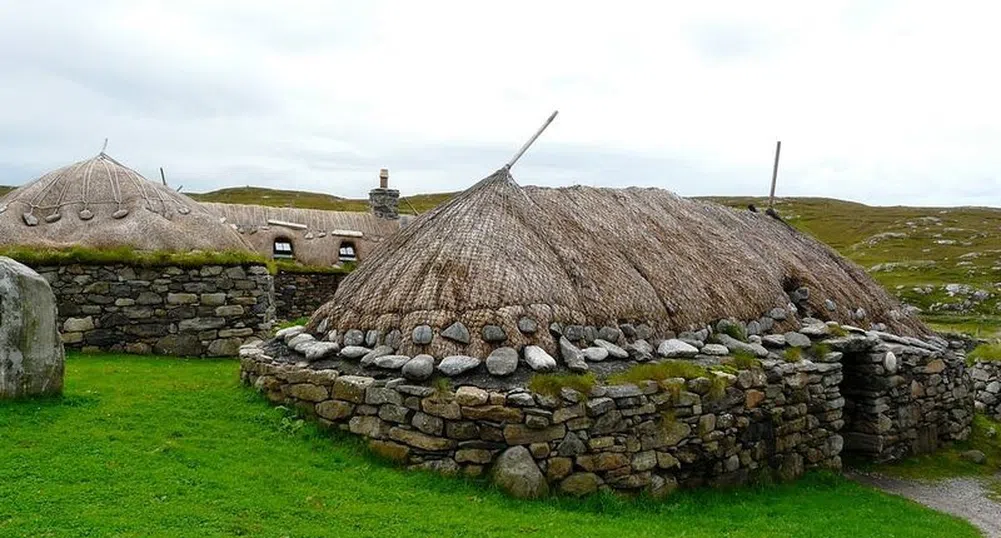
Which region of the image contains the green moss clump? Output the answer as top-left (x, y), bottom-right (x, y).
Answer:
top-left (809, 342), bottom-right (831, 359)
top-left (1, 245), bottom-right (268, 269)
top-left (431, 377), bottom-right (454, 399)
top-left (607, 361), bottom-right (709, 385)
top-left (828, 324), bottom-right (849, 337)
top-left (784, 347), bottom-right (804, 363)
top-left (728, 349), bottom-right (761, 370)
top-left (968, 343), bottom-right (1001, 364)
top-left (528, 372), bottom-right (596, 398)
top-left (707, 374), bottom-right (729, 401)
top-left (718, 321), bottom-right (748, 342)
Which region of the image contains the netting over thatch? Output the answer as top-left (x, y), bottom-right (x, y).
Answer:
top-left (309, 168), bottom-right (925, 358)
top-left (0, 153), bottom-right (251, 252)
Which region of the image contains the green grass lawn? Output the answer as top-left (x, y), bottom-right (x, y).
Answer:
top-left (0, 354), bottom-right (979, 538)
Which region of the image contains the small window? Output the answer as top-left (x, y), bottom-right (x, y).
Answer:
top-left (339, 241), bottom-right (357, 262)
top-left (273, 238), bottom-right (294, 259)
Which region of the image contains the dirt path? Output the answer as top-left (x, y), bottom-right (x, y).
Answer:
top-left (849, 471), bottom-right (1001, 537)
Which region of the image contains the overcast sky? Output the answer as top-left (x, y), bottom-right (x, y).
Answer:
top-left (1, 1), bottom-right (998, 206)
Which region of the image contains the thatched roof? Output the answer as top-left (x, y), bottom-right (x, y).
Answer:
top-left (0, 153), bottom-right (251, 252)
top-left (308, 168), bottom-right (925, 358)
top-left (202, 203), bottom-right (401, 266)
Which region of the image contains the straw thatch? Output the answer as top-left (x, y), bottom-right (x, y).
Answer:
top-left (309, 168), bottom-right (926, 358)
top-left (0, 153), bottom-right (251, 252)
top-left (203, 203), bottom-right (401, 266)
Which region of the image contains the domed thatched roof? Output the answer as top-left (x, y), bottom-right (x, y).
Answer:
top-left (308, 168), bottom-right (924, 359)
top-left (0, 153), bottom-right (251, 252)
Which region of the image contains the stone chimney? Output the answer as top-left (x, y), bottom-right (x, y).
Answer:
top-left (369, 168), bottom-right (399, 220)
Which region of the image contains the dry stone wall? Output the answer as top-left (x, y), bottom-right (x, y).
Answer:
top-left (840, 333), bottom-right (972, 461)
top-left (972, 360), bottom-right (1001, 421)
top-left (241, 352), bottom-right (844, 496)
top-left (28, 263), bottom-right (275, 357)
top-left (239, 315), bottom-right (973, 497)
top-left (274, 271), bottom-right (345, 321)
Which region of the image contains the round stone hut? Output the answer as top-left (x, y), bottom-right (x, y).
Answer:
top-left (242, 167), bottom-right (972, 498)
top-left (0, 152), bottom-right (251, 252)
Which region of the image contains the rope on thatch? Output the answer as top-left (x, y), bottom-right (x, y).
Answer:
top-left (310, 168), bottom-right (926, 358)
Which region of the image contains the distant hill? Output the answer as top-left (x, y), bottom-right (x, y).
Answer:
top-left (188, 186), bottom-right (457, 216)
top-left (0, 185), bottom-right (11, 197)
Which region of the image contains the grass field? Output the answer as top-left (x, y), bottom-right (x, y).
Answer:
top-left (0, 354), bottom-right (980, 538)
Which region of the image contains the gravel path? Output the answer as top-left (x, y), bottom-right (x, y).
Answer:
top-left (849, 471), bottom-right (1001, 537)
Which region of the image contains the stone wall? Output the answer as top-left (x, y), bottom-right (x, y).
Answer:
top-left (274, 271), bottom-right (344, 321)
top-left (972, 360), bottom-right (1001, 421)
top-left (839, 334), bottom-right (972, 461)
top-left (238, 315), bottom-right (973, 497)
top-left (30, 263), bottom-right (275, 357)
top-left (241, 353), bottom-right (844, 496)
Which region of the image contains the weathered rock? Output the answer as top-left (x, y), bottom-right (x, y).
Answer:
top-left (486, 347), bottom-right (519, 376)
top-left (287, 333), bottom-right (315, 351)
top-left (559, 337), bottom-right (589, 373)
top-left (339, 345), bottom-right (371, 359)
top-left (593, 339), bottom-right (629, 359)
top-left (960, 450), bottom-right (986, 464)
top-left (784, 332), bottom-right (812, 348)
top-left (302, 341), bottom-right (339, 361)
top-left (583, 346), bottom-right (609, 362)
top-left (154, 334), bottom-right (202, 356)
top-left (761, 334), bottom-right (786, 348)
top-left (343, 329), bottom-right (365, 347)
top-left (275, 325), bottom-right (304, 341)
top-left (657, 339), bottom-right (698, 358)
top-left (442, 322), bottom-right (471, 344)
top-left (360, 345), bottom-right (394, 366)
top-left (384, 329), bottom-right (403, 350)
top-left (455, 386), bottom-right (489, 406)
top-left (437, 355), bottom-right (481, 376)
top-left (402, 355), bottom-right (435, 381)
top-left (524, 345), bottom-right (557, 371)
top-left (412, 325), bottom-right (433, 345)
top-left (316, 400), bottom-right (354, 421)
top-left (481, 325), bottom-right (507, 343)
top-left (560, 473), bottom-right (600, 496)
top-left (701, 343), bottom-right (728, 356)
top-left (333, 375), bottom-right (375, 403)
top-left (374, 355), bottom-right (411, 370)
top-left (492, 446), bottom-right (549, 499)
top-left (517, 317), bottom-right (538, 334)
top-left (0, 257), bottom-right (64, 399)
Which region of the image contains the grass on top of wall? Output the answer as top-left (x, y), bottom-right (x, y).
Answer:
top-left (967, 343), bottom-right (1001, 365)
top-left (0, 353), bottom-right (979, 538)
top-left (0, 245), bottom-right (357, 276)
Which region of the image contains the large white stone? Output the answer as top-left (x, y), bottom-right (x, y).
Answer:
top-left (0, 257), bottom-right (64, 399)
top-left (523, 345), bottom-right (557, 371)
top-left (657, 338), bottom-right (699, 358)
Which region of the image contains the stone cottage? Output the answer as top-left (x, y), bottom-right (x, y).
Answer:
top-left (241, 167), bottom-right (973, 497)
top-left (0, 152), bottom-right (275, 356)
top-left (202, 169), bottom-right (405, 267)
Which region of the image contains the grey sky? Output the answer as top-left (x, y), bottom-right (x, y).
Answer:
top-left (1, 1), bottom-right (998, 206)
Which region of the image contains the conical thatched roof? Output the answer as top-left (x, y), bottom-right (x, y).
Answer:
top-left (308, 168), bottom-right (924, 358)
top-left (0, 153), bottom-right (251, 252)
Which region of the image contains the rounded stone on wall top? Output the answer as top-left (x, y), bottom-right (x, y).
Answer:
top-left (344, 329), bottom-right (365, 347)
top-left (517, 317), bottom-right (538, 334)
top-left (481, 325), bottom-right (507, 343)
top-left (413, 325), bottom-right (433, 345)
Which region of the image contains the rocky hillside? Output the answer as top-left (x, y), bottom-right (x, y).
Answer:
top-left (706, 197), bottom-right (1001, 337)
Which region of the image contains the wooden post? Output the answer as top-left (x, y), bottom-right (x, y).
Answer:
top-left (768, 140), bottom-right (781, 209)
top-left (160, 167), bottom-right (167, 187)
top-left (505, 110), bottom-right (559, 170)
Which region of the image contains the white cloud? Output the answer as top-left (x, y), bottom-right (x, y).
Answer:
top-left (0, 0), bottom-right (998, 206)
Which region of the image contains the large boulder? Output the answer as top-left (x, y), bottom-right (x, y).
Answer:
top-left (492, 446), bottom-right (549, 499)
top-left (0, 257), bottom-right (64, 399)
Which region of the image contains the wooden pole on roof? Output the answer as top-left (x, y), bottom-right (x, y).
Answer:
top-left (160, 167), bottom-right (167, 187)
top-left (505, 110), bottom-right (558, 170)
top-left (768, 140), bottom-right (781, 209)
